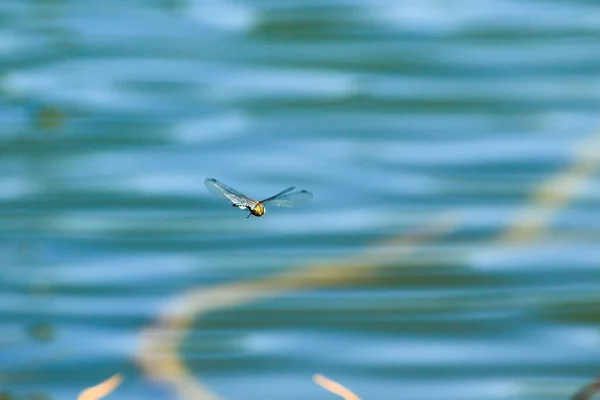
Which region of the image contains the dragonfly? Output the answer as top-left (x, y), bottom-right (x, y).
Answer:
top-left (205, 178), bottom-right (313, 218)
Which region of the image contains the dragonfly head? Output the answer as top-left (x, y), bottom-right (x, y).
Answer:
top-left (250, 202), bottom-right (265, 217)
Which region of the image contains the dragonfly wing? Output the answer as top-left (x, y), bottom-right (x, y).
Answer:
top-left (259, 186), bottom-right (295, 203)
top-left (205, 178), bottom-right (256, 208)
top-left (262, 190), bottom-right (313, 208)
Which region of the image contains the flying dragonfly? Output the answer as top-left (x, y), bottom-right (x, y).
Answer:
top-left (205, 178), bottom-right (313, 218)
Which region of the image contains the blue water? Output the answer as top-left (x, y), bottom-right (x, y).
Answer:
top-left (1, 1), bottom-right (600, 399)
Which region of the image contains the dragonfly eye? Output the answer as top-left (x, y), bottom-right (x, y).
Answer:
top-left (252, 203), bottom-right (265, 216)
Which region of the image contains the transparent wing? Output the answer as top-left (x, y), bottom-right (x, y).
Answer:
top-left (205, 178), bottom-right (256, 207)
top-left (261, 190), bottom-right (313, 208)
top-left (259, 186), bottom-right (296, 203)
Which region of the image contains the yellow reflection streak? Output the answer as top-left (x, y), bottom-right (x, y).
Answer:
top-left (314, 374), bottom-right (361, 400)
top-left (137, 213), bottom-right (459, 400)
top-left (77, 374), bottom-right (123, 400)
top-left (498, 132), bottom-right (600, 243)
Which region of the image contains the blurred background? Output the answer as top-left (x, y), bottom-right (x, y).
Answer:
top-left (1, 0), bottom-right (600, 399)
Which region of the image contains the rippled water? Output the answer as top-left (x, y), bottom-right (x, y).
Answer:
top-left (1, 1), bottom-right (600, 399)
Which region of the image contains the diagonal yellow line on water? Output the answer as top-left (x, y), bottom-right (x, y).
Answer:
top-left (314, 374), bottom-right (361, 400)
top-left (77, 374), bottom-right (123, 400)
top-left (137, 212), bottom-right (459, 400)
top-left (498, 131), bottom-right (600, 244)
